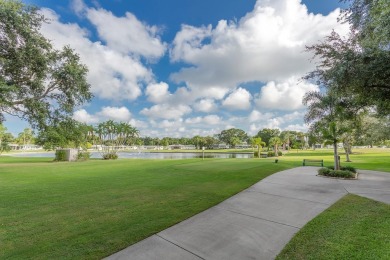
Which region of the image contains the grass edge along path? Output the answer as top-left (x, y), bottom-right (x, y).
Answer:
top-left (277, 194), bottom-right (390, 260)
top-left (0, 157), bottom-right (296, 259)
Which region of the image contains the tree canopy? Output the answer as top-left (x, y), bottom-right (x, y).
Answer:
top-left (217, 128), bottom-right (248, 147)
top-left (306, 0), bottom-right (390, 115)
top-left (0, 0), bottom-right (92, 129)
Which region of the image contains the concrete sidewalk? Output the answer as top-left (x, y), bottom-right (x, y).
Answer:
top-left (106, 167), bottom-right (390, 260)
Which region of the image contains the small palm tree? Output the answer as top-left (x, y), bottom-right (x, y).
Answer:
top-left (269, 137), bottom-right (282, 157)
top-left (253, 137), bottom-right (266, 158)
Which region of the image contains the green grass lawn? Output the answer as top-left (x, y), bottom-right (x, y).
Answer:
top-left (0, 157), bottom-right (295, 259)
top-left (1, 148), bottom-right (389, 259)
top-left (277, 194), bottom-right (390, 260)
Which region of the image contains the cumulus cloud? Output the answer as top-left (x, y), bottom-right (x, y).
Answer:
top-left (40, 7), bottom-right (162, 101)
top-left (97, 106), bottom-right (132, 121)
top-left (248, 110), bottom-right (274, 122)
top-left (140, 104), bottom-right (192, 119)
top-left (86, 8), bottom-right (166, 59)
top-left (73, 109), bottom-right (99, 124)
top-left (222, 88), bottom-right (252, 110)
top-left (256, 77), bottom-right (319, 110)
top-left (185, 115), bottom-right (221, 125)
top-left (170, 0), bottom-right (348, 94)
top-left (193, 99), bottom-right (218, 112)
top-left (73, 106), bottom-right (131, 123)
top-left (145, 82), bottom-right (171, 103)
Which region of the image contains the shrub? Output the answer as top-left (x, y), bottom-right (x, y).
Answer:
top-left (102, 152), bottom-right (118, 160)
top-left (318, 167), bottom-right (331, 175)
top-left (77, 151), bottom-right (91, 161)
top-left (267, 151), bottom-right (283, 157)
top-left (326, 165), bottom-right (357, 173)
top-left (54, 150), bottom-right (67, 161)
top-left (318, 167), bottom-right (356, 178)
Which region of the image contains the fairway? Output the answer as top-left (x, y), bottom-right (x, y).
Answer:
top-left (0, 157), bottom-right (295, 259)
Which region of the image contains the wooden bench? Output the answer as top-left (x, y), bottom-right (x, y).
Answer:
top-left (303, 159), bottom-right (323, 167)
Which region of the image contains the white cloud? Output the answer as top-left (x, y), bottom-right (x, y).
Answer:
top-left (248, 110), bottom-right (274, 122)
top-left (145, 82), bottom-right (171, 103)
top-left (140, 104), bottom-right (192, 119)
top-left (170, 0), bottom-right (348, 95)
top-left (86, 8), bottom-right (166, 59)
top-left (73, 106), bottom-right (131, 123)
top-left (72, 109), bottom-right (99, 124)
top-left (97, 106), bottom-right (132, 122)
top-left (256, 77), bottom-right (318, 110)
top-left (193, 99), bottom-right (218, 112)
top-left (222, 88), bottom-right (252, 110)
top-left (185, 115), bottom-right (221, 125)
top-left (40, 8), bottom-right (156, 101)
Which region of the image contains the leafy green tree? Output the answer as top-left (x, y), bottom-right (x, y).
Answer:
top-left (253, 137), bottom-right (266, 158)
top-left (303, 91), bottom-right (356, 170)
top-left (217, 128), bottom-right (248, 147)
top-left (36, 118), bottom-right (90, 150)
top-left (0, 0), bottom-right (92, 128)
top-left (16, 128), bottom-right (34, 145)
top-left (306, 0), bottom-right (390, 115)
top-left (269, 137), bottom-right (282, 157)
top-left (256, 128), bottom-right (280, 147)
top-left (0, 124), bottom-right (12, 154)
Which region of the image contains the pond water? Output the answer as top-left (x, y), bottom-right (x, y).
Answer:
top-left (8, 151), bottom-right (254, 159)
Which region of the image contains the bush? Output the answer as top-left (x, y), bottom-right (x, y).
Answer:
top-left (318, 167), bottom-right (356, 178)
top-left (267, 151), bottom-right (283, 157)
top-left (54, 150), bottom-right (67, 161)
top-left (102, 153), bottom-right (118, 160)
top-left (326, 165), bottom-right (357, 173)
top-left (318, 167), bottom-right (331, 175)
top-left (77, 151), bottom-right (91, 161)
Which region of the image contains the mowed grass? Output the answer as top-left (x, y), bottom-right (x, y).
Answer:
top-left (277, 194), bottom-right (390, 260)
top-left (0, 156), bottom-right (296, 259)
top-left (283, 148), bottom-right (390, 172)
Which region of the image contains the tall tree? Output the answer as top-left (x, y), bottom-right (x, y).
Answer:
top-left (256, 128), bottom-right (280, 147)
top-left (217, 128), bottom-right (248, 147)
top-left (269, 137), bottom-right (282, 157)
top-left (0, 0), bottom-right (92, 128)
top-left (0, 124), bottom-right (11, 154)
top-left (303, 91), bottom-right (356, 170)
top-left (306, 0), bottom-right (390, 115)
top-left (16, 128), bottom-right (34, 145)
top-left (253, 137), bottom-right (266, 158)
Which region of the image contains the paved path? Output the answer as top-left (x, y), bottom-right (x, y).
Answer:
top-left (106, 167), bottom-right (390, 260)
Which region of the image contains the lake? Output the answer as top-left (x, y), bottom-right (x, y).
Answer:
top-left (8, 151), bottom-right (254, 159)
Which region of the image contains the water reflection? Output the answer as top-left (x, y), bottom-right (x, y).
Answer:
top-left (8, 151), bottom-right (254, 159)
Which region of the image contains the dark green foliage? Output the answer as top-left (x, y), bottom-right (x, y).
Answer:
top-left (0, 0), bottom-right (92, 128)
top-left (318, 167), bottom-right (355, 178)
top-left (77, 151), bottom-right (90, 161)
top-left (36, 118), bottom-right (90, 149)
top-left (217, 128), bottom-right (248, 147)
top-left (102, 152), bottom-right (118, 160)
top-left (54, 149), bottom-right (66, 161)
top-left (256, 128), bottom-right (280, 146)
top-left (327, 165), bottom-right (357, 173)
top-left (267, 151), bottom-right (283, 157)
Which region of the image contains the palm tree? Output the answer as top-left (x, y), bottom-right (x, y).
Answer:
top-left (269, 137), bottom-right (282, 157)
top-left (253, 137), bottom-right (266, 158)
top-left (303, 91), bottom-right (355, 170)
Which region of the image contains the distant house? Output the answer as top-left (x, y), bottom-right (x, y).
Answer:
top-left (168, 145), bottom-right (196, 150)
top-left (235, 142), bottom-right (251, 149)
top-left (8, 144), bottom-right (43, 150)
top-left (212, 143), bottom-right (230, 149)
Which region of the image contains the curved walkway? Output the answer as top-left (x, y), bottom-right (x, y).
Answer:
top-left (106, 167), bottom-right (390, 260)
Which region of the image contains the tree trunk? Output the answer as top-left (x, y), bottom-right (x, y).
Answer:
top-left (257, 146), bottom-right (260, 158)
top-left (275, 145), bottom-right (278, 157)
top-left (333, 140), bottom-right (340, 170)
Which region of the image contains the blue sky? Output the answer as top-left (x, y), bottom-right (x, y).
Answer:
top-left (6, 0), bottom-right (349, 137)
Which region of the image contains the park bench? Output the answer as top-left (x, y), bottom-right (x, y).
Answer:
top-left (303, 159), bottom-right (324, 167)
